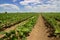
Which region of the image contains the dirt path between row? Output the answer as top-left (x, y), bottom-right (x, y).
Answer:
top-left (0, 16), bottom-right (34, 38)
top-left (27, 15), bottom-right (60, 40)
top-left (0, 20), bottom-right (28, 38)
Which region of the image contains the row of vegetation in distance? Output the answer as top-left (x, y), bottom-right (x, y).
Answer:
top-left (42, 13), bottom-right (60, 37)
top-left (0, 14), bottom-right (38, 40)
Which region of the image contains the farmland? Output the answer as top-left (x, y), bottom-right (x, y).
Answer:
top-left (0, 13), bottom-right (35, 30)
top-left (0, 13), bottom-right (60, 40)
top-left (0, 13), bottom-right (38, 40)
top-left (42, 13), bottom-right (60, 37)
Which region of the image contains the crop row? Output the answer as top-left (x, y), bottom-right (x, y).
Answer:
top-left (42, 13), bottom-right (60, 37)
top-left (0, 13), bottom-right (36, 31)
top-left (0, 15), bottom-right (38, 40)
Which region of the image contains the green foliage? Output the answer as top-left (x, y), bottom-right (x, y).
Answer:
top-left (42, 13), bottom-right (60, 36)
top-left (0, 13), bottom-right (38, 40)
top-left (0, 13), bottom-right (35, 30)
top-left (16, 16), bottom-right (38, 40)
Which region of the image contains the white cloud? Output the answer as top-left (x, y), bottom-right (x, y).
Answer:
top-left (24, 4), bottom-right (57, 12)
top-left (24, 5), bottom-right (32, 9)
top-left (0, 4), bottom-right (20, 12)
top-left (20, 0), bottom-right (60, 12)
top-left (13, 0), bottom-right (17, 2)
top-left (20, 0), bottom-right (40, 5)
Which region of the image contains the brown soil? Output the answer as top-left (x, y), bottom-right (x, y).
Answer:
top-left (57, 21), bottom-right (60, 24)
top-left (27, 15), bottom-right (60, 40)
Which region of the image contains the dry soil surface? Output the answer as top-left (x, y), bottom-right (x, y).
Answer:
top-left (27, 15), bottom-right (60, 40)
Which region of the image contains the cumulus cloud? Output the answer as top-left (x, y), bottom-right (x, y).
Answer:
top-left (20, 0), bottom-right (60, 12)
top-left (13, 0), bottom-right (17, 2)
top-left (20, 0), bottom-right (40, 5)
top-left (0, 4), bottom-right (20, 12)
top-left (19, 0), bottom-right (55, 5)
top-left (24, 4), bottom-right (57, 12)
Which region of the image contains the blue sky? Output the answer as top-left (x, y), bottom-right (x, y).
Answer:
top-left (0, 0), bottom-right (60, 12)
